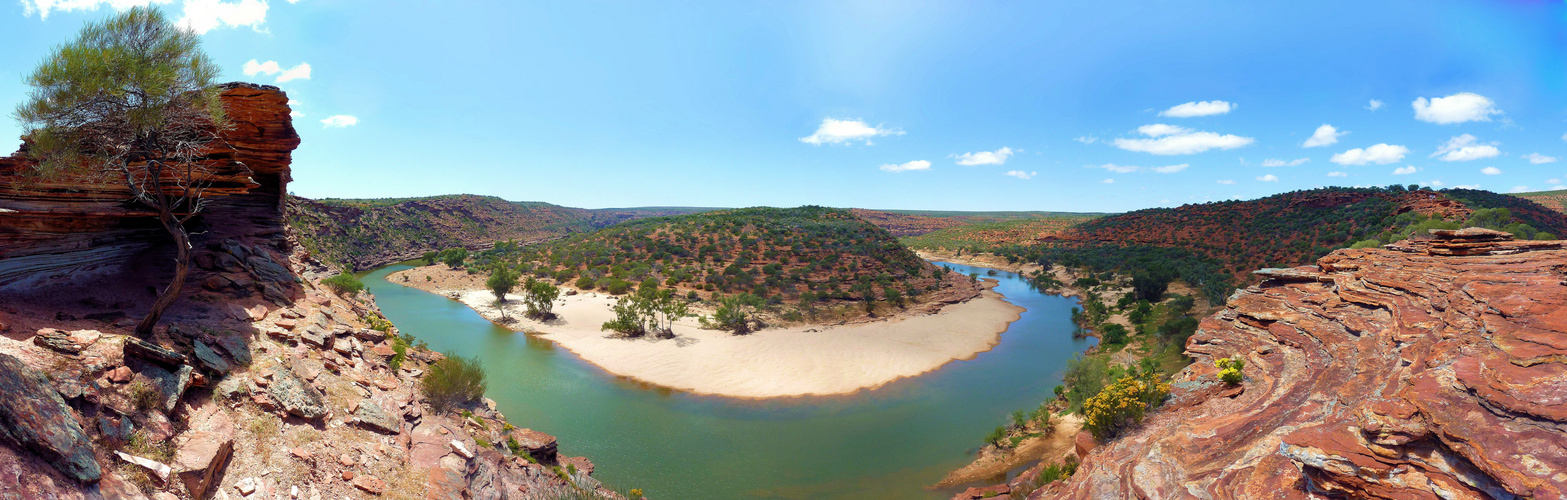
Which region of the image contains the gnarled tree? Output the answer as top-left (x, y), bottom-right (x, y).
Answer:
top-left (13, 7), bottom-right (232, 336)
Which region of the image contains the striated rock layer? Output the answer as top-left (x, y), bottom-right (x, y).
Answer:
top-left (1048, 231), bottom-right (1567, 499)
top-left (0, 82), bottom-right (299, 287)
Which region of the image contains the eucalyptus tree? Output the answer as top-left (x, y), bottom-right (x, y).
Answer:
top-left (14, 7), bottom-right (229, 336)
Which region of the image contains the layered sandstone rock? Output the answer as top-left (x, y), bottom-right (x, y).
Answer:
top-left (0, 82), bottom-right (299, 287)
top-left (1045, 232), bottom-right (1567, 498)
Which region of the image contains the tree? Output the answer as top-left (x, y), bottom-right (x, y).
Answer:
top-left (421, 251), bottom-right (439, 266)
top-left (439, 247), bottom-right (469, 268)
top-left (522, 278), bottom-right (560, 320)
top-left (16, 8), bottom-right (229, 337)
top-left (487, 265), bottom-right (519, 304)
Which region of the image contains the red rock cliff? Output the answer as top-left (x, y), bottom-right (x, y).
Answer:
top-left (0, 82), bottom-right (299, 287)
top-left (1046, 229), bottom-right (1567, 499)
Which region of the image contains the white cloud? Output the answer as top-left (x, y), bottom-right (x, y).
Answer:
top-left (1101, 178), bottom-right (1115, 184)
top-left (1217, 179), bottom-right (1235, 185)
top-left (1327, 171), bottom-right (1348, 177)
top-left (1302, 124), bottom-right (1345, 148)
top-left (177, 0), bottom-right (269, 34)
top-left (1524, 153), bottom-right (1558, 164)
top-left (1004, 170), bottom-right (1037, 180)
top-left (1548, 179), bottom-right (1562, 185)
top-left (320, 115), bottom-right (358, 128)
top-left (1428, 180), bottom-right (1446, 187)
top-left (275, 63), bottom-right (311, 82)
top-left (1159, 100), bottom-right (1234, 118)
top-left (1431, 134), bottom-right (1500, 162)
top-left (243, 59), bottom-right (281, 76)
top-left (1510, 186), bottom-right (1531, 193)
top-left (953, 147), bottom-right (1014, 166)
top-left (1151, 163), bottom-right (1189, 174)
top-left (244, 60), bottom-right (310, 83)
top-left (1392, 166), bottom-right (1418, 175)
top-left (800, 118), bottom-right (902, 146)
top-left (1113, 124), bottom-right (1253, 155)
top-left (21, 0), bottom-right (169, 20)
top-left (1093, 163), bottom-right (1140, 174)
top-left (1562, 133), bottom-right (1567, 143)
top-left (1074, 136), bottom-right (1097, 144)
top-left (1455, 184), bottom-right (1481, 189)
top-left (1261, 158), bottom-right (1309, 167)
top-left (289, 111), bottom-right (303, 118)
top-left (1366, 99), bottom-right (1384, 111)
top-left (1412, 92), bottom-right (1501, 124)
top-left (879, 160), bottom-right (930, 173)
top-left (1481, 166), bottom-right (1502, 175)
top-left (1256, 174), bottom-right (1279, 182)
top-left (1330, 144), bottom-right (1409, 165)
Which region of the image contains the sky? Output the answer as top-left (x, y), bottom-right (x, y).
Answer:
top-left (4, 0), bottom-right (1567, 212)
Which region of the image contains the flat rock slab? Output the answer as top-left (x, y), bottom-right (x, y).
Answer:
top-left (354, 400), bottom-right (400, 434)
top-left (124, 337), bottom-right (188, 367)
top-left (267, 365), bottom-right (328, 419)
top-left (193, 340), bottom-right (231, 374)
top-left (0, 353), bottom-right (101, 482)
top-left (175, 429), bottom-right (234, 500)
top-left (213, 335), bottom-right (252, 366)
top-left (127, 357), bottom-right (194, 414)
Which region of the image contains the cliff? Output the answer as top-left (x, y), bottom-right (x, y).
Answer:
top-left (1038, 228), bottom-right (1567, 498)
top-left (0, 82), bottom-right (300, 288)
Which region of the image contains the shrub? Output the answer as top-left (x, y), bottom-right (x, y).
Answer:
top-left (1099, 323), bottom-right (1129, 345)
top-left (1216, 356), bottom-right (1245, 385)
top-left (322, 273), bottom-right (364, 296)
top-left (422, 353), bottom-right (487, 412)
top-left (574, 276), bottom-right (596, 290)
top-left (421, 251), bottom-right (438, 266)
top-left (983, 425), bottom-right (1007, 447)
top-left (1083, 375), bottom-right (1170, 440)
top-left (487, 266), bottom-right (520, 302)
top-left (438, 247), bottom-right (469, 268)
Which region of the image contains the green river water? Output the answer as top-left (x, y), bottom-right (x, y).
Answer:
top-left (362, 261), bottom-right (1093, 500)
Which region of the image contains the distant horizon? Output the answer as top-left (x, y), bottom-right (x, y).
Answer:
top-left (6, 1), bottom-right (1566, 213)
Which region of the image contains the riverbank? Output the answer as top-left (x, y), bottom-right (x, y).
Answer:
top-left (386, 265), bottom-right (1027, 398)
top-left (932, 414), bottom-right (1084, 489)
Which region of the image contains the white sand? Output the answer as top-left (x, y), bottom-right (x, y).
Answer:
top-left (443, 288), bottom-right (1025, 398)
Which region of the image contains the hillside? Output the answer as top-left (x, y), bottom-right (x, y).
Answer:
top-left (979, 187), bottom-right (1567, 303)
top-left (286, 195), bottom-right (604, 271)
top-left (476, 206), bottom-right (980, 314)
top-left (849, 208), bottom-right (1102, 237)
top-left (900, 215), bottom-right (1101, 249)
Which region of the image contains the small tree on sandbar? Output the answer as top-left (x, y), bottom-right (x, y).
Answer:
top-left (15, 7), bottom-right (230, 337)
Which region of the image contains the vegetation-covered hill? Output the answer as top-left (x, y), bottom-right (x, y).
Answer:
top-left (849, 208), bottom-right (1103, 237)
top-left (287, 195), bottom-right (609, 271)
top-left (983, 187), bottom-right (1567, 303)
top-left (900, 215), bottom-right (1102, 249)
top-left (472, 206), bottom-right (976, 312)
top-left (1493, 188), bottom-right (1567, 215)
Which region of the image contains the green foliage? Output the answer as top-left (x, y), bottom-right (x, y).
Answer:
top-left (439, 248), bottom-right (470, 268)
top-left (574, 275), bottom-right (596, 290)
top-left (523, 278), bottom-right (562, 319)
top-left (1061, 355), bottom-right (1111, 413)
top-left (1216, 356), bottom-right (1245, 386)
top-left (1098, 323), bottom-right (1128, 345)
top-left (422, 251), bottom-right (439, 266)
top-left (1130, 270), bottom-right (1171, 302)
top-left (983, 425), bottom-right (1007, 447)
top-left (705, 295), bottom-right (761, 334)
top-left (600, 286), bottom-right (690, 338)
top-left (422, 353), bottom-right (487, 412)
top-left (389, 340), bottom-right (408, 371)
top-left (1348, 239), bottom-right (1382, 249)
top-left (487, 265), bottom-right (520, 302)
top-left (128, 380), bottom-right (161, 412)
top-left (322, 273), bottom-right (364, 296)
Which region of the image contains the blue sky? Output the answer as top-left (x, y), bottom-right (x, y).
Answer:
top-left (4, 1), bottom-right (1567, 212)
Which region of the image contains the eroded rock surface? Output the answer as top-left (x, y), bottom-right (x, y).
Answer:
top-left (0, 353), bottom-right (100, 483)
top-left (1048, 233), bottom-right (1567, 499)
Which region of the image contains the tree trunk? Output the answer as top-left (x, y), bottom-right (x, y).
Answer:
top-left (133, 207), bottom-right (193, 337)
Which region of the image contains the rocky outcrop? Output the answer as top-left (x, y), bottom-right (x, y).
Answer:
top-left (0, 353), bottom-right (100, 483)
top-left (1046, 230), bottom-right (1567, 498)
top-left (0, 83), bottom-right (300, 289)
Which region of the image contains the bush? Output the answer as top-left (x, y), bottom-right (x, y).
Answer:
top-left (1216, 356), bottom-right (1245, 385)
top-left (983, 425), bottom-right (1007, 447)
top-left (322, 273), bottom-right (364, 296)
top-left (1099, 323), bottom-right (1129, 345)
top-left (574, 275), bottom-right (596, 290)
top-left (422, 353), bottom-right (487, 412)
top-left (1083, 375), bottom-right (1170, 440)
top-left (438, 247), bottom-right (469, 268)
top-left (487, 266), bottom-right (519, 302)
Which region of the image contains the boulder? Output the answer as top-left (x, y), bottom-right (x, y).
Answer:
top-left (33, 328), bottom-right (86, 354)
top-left (354, 400), bottom-right (400, 434)
top-left (299, 326), bottom-right (329, 348)
top-left (124, 337), bottom-right (188, 367)
top-left (192, 340), bottom-right (231, 374)
top-left (175, 430), bottom-right (234, 500)
top-left (509, 428), bottom-right (558, 465)
top-left (107, 366), bottom-right (133, 383)
top-left (0, 353), bottom-right (101, 482)
top-left (351, 474), bottom-right (385, 495)
top-left (126, 357), bottom-right (194, 414)
top-left (352, 328), bottom-right (387, 342)
top-left (267, 365), bottom-right (328, 419)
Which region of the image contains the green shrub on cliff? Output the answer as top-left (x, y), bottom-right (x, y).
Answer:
top-left (423, 353), bottom-right (487, 412)
top-left (1216, 356), bottom-right (1245, 386)
top-left (322, 273), bottom-right (364, 296)
top-left (1083, 374), bottom-right (1170, 440)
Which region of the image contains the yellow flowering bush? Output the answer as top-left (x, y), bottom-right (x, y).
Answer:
top-left (1083, 375), bottom-right (1171, 440)
top-left (1215, 356), bottom-right (1245, 386)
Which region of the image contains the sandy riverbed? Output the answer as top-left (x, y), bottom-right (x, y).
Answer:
top-left (386, 266), bottom-right (1025, 398)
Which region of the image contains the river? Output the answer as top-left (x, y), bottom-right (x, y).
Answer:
top-left (362, 261), bottom-right (1093, 499)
